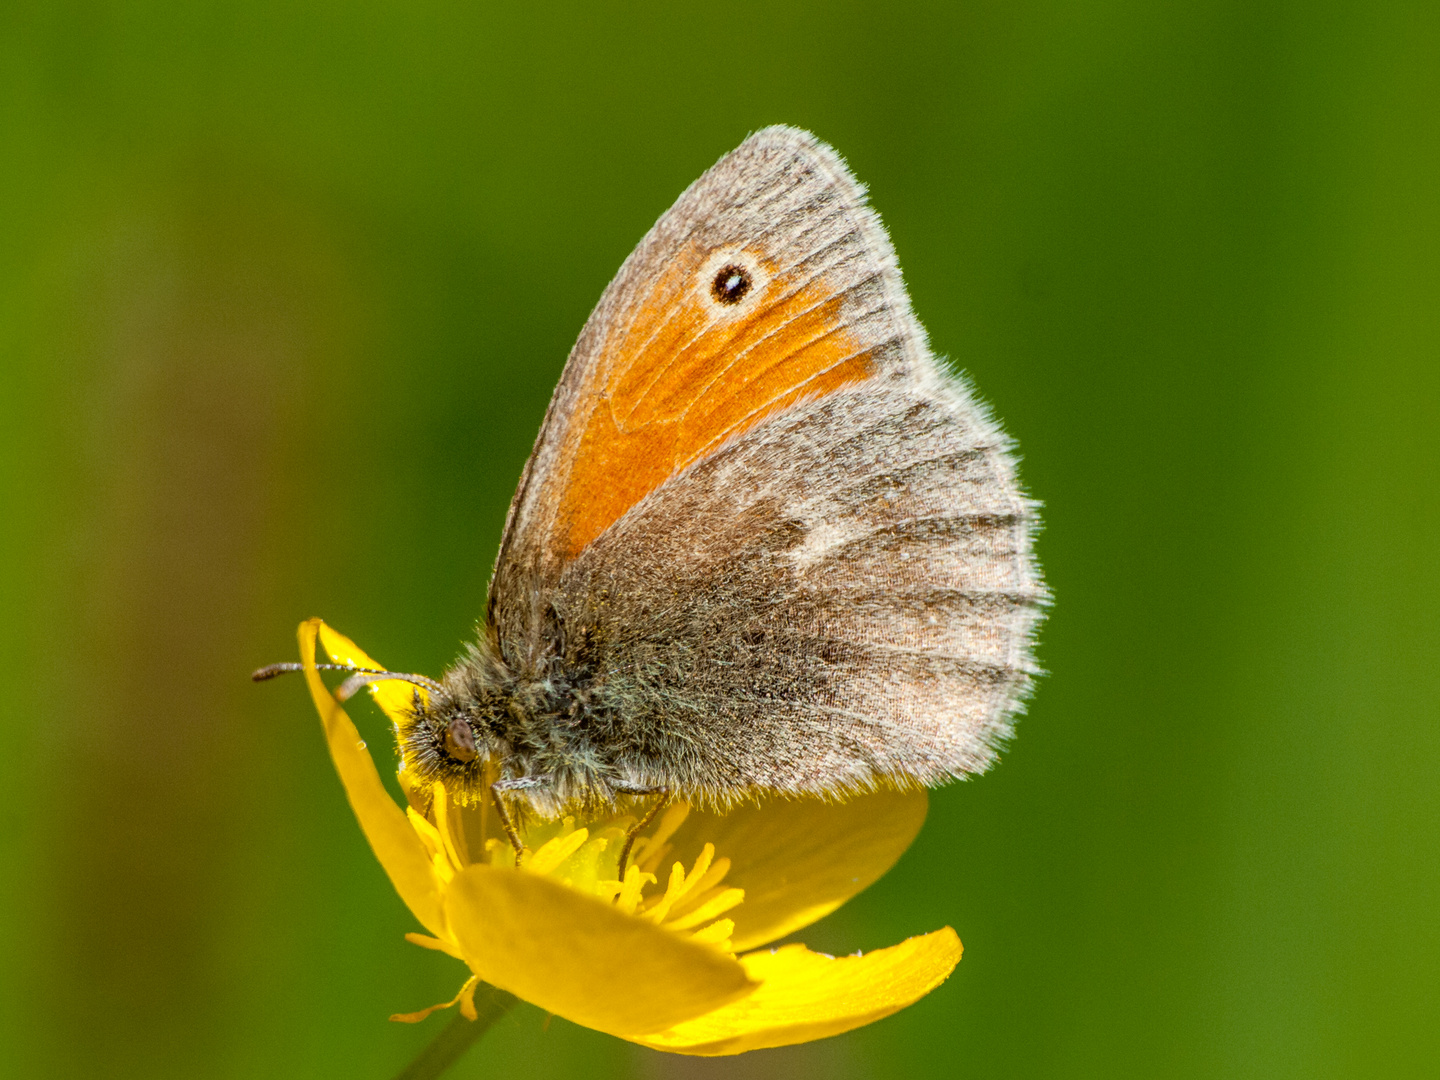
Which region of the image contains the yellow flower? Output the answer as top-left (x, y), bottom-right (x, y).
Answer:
top-left (299, 618), bottom-right (962, 1056)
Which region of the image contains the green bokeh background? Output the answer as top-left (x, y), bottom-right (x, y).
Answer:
top-left (2, 2), bottom-right (1436, 1077)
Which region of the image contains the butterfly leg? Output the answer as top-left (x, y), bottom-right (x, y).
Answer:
top-left (611, 783), bottom-right (670, 880)
top-left (491, 777), bottom-right (547, 866)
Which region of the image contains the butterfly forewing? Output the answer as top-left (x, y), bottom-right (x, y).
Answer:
top-left (495, 129), bottom-right (925, 582)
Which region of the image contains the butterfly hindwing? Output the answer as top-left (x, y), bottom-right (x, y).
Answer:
top-left (554, 379), bottom-right (1046, 797)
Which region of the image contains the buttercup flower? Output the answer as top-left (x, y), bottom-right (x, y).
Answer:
top-left (299, 618), bottom-right (961, 1055)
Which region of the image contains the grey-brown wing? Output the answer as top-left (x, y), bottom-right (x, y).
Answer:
top-left (488, 125), bottom-right (1046, 795)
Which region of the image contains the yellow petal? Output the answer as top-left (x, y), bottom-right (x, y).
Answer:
top-left (634, 928), bottom-right (962, 1056)
top-left (298, 619), bottom-right (445, 937)
top-left (444, 863), bottom-right (758, 1037)
top-left (664, 789), bottom-right (929, 952)
top-left (316, 621), bottom-right (427, 725)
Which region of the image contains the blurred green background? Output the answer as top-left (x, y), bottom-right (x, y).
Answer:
top-left (2, 1), bottom-right (1437, 1077)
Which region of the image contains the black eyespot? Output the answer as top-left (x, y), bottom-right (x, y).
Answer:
top-left (711, 264), bottom-right (752, 305)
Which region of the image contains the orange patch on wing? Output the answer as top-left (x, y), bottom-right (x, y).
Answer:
top-left (556, 248), bottom-right (872, 558)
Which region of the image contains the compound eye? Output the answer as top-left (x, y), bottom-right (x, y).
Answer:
top-left (444, 716), bottom-right (478, 762)
top-left (711, 264), bottom-right (752, 305)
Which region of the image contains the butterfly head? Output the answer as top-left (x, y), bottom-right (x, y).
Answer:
top-left (391, 632), bottom-right (617, 816)
top-left (395, 681), bottom-right (505, 798)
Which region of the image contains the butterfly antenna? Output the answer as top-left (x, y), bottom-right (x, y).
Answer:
top-left (250, 662), bottom-right (443, 702)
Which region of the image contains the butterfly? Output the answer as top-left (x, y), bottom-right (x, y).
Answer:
top-left (262, 126), bottom-right (1047, 867)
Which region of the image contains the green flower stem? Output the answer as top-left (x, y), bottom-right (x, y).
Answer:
top-left (392, 983), bottom-right (520, 1080)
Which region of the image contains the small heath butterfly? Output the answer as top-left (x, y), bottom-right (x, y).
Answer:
top-left (259, 127), bottom-right (1047, 866)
